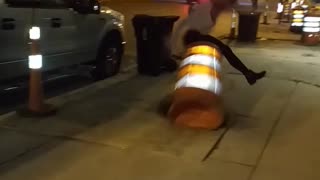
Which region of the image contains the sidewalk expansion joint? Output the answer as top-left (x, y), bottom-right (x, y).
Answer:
top-left (0, 140), bottom-right (50, 168)
top-left (267, 75), bottom-right (320, 88)
top-left (246, 83), bottom-right (298, 180)
top-left (0, 126), bottom-right (126, 151)
top-left (233, 112), bottom-right (257, 120)
top-left (227, 72), bottom-right (320, 88)
top-left (289, 79), bottom-right (320, 88)
top-left (213, 158), bottom-right (255, 168)
top-left (202, 114), bottom-right (238, 162)
top-left (220, 35), bottom-right (298, 42)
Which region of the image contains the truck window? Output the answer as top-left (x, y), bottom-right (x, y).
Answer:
top-left (4, 0), bottom-right (70, 8)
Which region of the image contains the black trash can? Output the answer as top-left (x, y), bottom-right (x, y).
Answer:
top-left (132, 15), bottom-right (179, 76)
top-left (237, 11), bottom-right (261, 42)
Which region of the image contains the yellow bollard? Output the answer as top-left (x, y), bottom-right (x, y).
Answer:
top-left (229, 8), bottom-right (237, 39)
top-left (168, 42), bottom-right (224, 130)
top-left (18, 26), bottom-right (56, 117)
top-left (301, 11), bottom-right (320, 46)
top-left (261, 2), bottom-right (270, 24)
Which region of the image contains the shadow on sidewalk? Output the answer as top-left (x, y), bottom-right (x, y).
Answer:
top-left (0, 72), bottom-right (177, 172)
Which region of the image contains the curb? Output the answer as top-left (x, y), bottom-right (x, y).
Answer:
top-left (0, 64), bottom-right (138, 122)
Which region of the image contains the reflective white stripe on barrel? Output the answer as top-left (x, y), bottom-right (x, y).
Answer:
top-left (303, 15), bottom-right (320, 33)
top-left (293, 14), bottom-right (304, 18)
top-left (303, 27), bottom-right (320, 32)
top-left (304, 17), bottom-right (320, 21)
top-left (180, 54), bottom-right (221, 72)
top-left (175, 74), bottom-right (222, 94)
top-left (176, 44), bottom-right (222, 95)
top-left (304, 22), bottom-right (320, 27)
top-left (292, 22), bottom-right (304, 26)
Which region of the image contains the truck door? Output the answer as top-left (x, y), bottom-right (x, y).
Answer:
top-left (33, 6), bottom-right (78, 70)
top-left (72, 12), bottom-right (106, 62)
top-left (0, 2), bottom-right (32, 81)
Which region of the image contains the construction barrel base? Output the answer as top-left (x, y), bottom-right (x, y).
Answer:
top-left (301, 33), bottom-right (320, 46)
top-left (168, 87), bottom-right (224, 130)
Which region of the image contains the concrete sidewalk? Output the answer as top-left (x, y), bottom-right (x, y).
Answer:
top-left (0, 40), bottom-right (319, 179)
top-left (214, 11), bottom-right (301, 41)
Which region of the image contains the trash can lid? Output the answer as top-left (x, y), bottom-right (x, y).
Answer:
top-left (156, 16), bottom-right (180, 23)
top-left (238, 10), bottom-right (261, 16)
top-left (132, 14), bottom-right (155, 25)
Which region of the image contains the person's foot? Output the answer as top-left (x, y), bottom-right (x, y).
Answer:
top-left (245, 70), bottom-right (266, 85)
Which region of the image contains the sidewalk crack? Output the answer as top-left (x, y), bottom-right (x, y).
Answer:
top-left (227, 72), bottom-right (320, 88)
top-left (213, 158), bottom-right (255, 168)
top-left (0, 126), bottom-right (127, 151)
top-left (246, 82), bottom-right (298, 180)
top-left (0, 141), bottom-right (50, 168)
top-left (201, 114), bottom-right (238, 162)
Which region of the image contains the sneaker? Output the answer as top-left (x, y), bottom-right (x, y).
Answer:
top-left (245, 70), bottom-right (266, 85)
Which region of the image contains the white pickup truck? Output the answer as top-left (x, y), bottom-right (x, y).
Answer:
top-left (0, 0), bottom-right (125, 82)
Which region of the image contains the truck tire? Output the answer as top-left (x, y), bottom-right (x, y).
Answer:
top-left (92, 33), bottom-right (123, 81)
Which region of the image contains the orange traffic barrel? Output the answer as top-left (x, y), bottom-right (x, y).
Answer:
top-left (301, 10), bottom-right (320, 46)
top-left (168, 42), bottom-right (224, 130)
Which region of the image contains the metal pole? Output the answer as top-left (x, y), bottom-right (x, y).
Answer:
top-left (262, 0), bottom-right (270, 24)
top-left (229, 8), bottom-right (237, 39)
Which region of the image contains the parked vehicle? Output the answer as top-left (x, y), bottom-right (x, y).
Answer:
top-left (0, 0), bottom-right (125, 82)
